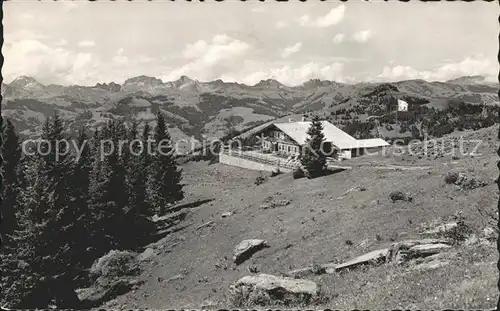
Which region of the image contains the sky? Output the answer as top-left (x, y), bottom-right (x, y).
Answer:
top-left (3, 1), bottom-right (498, 86)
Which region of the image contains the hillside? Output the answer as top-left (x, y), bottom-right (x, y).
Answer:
top-left (1, 75), bottom-right (497, 153)
top-left (91, 125), bottom-right (498, 309)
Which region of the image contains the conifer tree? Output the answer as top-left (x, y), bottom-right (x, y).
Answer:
top-left (0, 110), bottom-right (3, 249)
top-left (6, 155), bottom-right (55, 307)
top-left (11, 115), bottom-right (80, 307)
top-left (88, 119), bottom-right (129, 250)
top-left (87, 127), bottom-right (112, 254)
top-left (150, 112), bottom-right (183, 214)
top-left (1, 119), bottom-right (22, 243)
top-left (66, 128), bottom-right (94, 276)
top-left (300, 116), bottom-right (327, 178)
top-left (127, 120), bottom-right (153, 217)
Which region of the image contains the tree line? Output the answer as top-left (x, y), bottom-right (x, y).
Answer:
top-left (0, 112), bottom-right (184, 308)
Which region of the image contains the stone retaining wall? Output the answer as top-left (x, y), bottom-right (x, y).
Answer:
top-left (219, 153), bottom-right (293, 173)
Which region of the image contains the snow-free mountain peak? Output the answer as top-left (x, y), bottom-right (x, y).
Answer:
top-left (300, 79), bottom-right (339, 89)
top-left (10, 76), bottom-right (45, 89)
top-left (446, 75), bottom-right (489, 85)
top-left (254, 79), bottom-right (285, 88)
top-left (123, 75), bottom-right (164, 86)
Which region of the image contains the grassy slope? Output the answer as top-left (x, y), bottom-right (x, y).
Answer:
top-left (101, 126), bottom-right (499, 309)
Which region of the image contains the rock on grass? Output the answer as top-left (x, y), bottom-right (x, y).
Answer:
top-left (233, 239), bottom-right (269, 265)
top-left (229, 274), bottom-right (319, 307)
top-left (78, 250), bottom-right (142, 307)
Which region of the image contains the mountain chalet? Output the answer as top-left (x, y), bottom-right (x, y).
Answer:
top-left (256, 120), bottom-right (390, 160)
top-left (219, 120), bottom-right (390, 172)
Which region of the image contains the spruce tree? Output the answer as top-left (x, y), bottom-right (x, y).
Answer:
top-left (0, 104), bottom-right (4, 305)
top-left (300, 116), bottom-right (327, 178)
top-left (150, 112), bottom-right (183, 214)
top-left (66, 128), bottom-right (94, 279)
top-left (127, 120), bottom-right (153, 217)
top-left (9, 155), bottom-right (57, 307)
top-left (87, 127), bottom-right (113, 254)
top-left (88, 120), bottom-right (129, 250)
top-left (12, 131), bottom-right (79, 308)
top-left (0, 119), bottom-right (22, 243)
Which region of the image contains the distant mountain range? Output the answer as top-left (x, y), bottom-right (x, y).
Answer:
top-left (1, 74), bottom-right (497, 152)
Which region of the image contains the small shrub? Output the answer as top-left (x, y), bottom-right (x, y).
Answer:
top-left (270, 168), bottom-right (282, 177)
top-left (89, 250), bottom-right (139, 283)
top-left (389, 191), bottom-right (412, 203)
top-left (293, 167), bottom-right (305, 179)
top-left (444, 172), bottom-right (459, 184)
top-left (311, 262), bottom-right (326, 275)
top-left (442, 212), bottom-right (473, 244)
top-left (255, 176), bottom-right (267, 186)
top-left (345, 239), bottom-right (353, 246)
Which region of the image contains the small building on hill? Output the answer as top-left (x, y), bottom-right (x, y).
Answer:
top-left (254, 120), bottom-right (390, 160)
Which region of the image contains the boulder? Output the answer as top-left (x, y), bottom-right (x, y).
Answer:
top-left (422, 222), bottom-right (458, 235)
top-left (390, 238), bottom-right (450, 249)
top-left (334, 248), bottom-right (390, 272)
top-left (229, 274), bottom-right (319, 307)
top-left (387, 239), bottom-right (451, 262)
top-left (233, 239), bottom-right (269, 265)
top-left (137, 248), bottom-right (155, 261)
top-left (286, 263), bottom-right (326, 278)
top-left (407, 243), bottom-right (451, 258)
top-left (286, 267), bottom-right (315, 279)
top-left (79, 250), bottom-right (142, 307)
top-left (409, 260), bottom-right (449, 271)
top-left (261, 200), bottom-right (291, 209)
top-left (408, 252), bottom-right (455, 271)
top-left (77, 279), bottom-right (144, 307)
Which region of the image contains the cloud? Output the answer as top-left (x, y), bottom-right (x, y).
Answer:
top-left (275, 21), bottom-right (288, 29)
top-left (225, 62), bottom-right (346, 86)
top-left (251, 7), bottom-right (266, 13)
top-left (54, 39), bottom-right (68, 47)
top-left (377, 55), bottom-right (496, 82)
top-left (298, 5), bottom-right (346, 28)
top-left (6, 29), bottom-right (49, 42)
top-left (62, 1), bottom-right (81, 12)
top-left (19, 13), bottom-right (35, 21)
top-left (181, 34), bottom-right (246, 60)
top-left (77, 40), bottom-right (96, 47)
top-left (298, 15), bottom-right (311, 27)
top-left (112, 48), bottom-right (128, 64)
top-left (162, 35), bottom-right (251, 81)
top-left (333, 34), bottom-right (345, 44)
top-left (281, 42), bottom-right (302, 58)
top-left (352, 30), bottom-right (373, 43)
top-left (2, 39), bottom-right (100, 85)
top-left (315, 5), bottom-right (346, 27)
